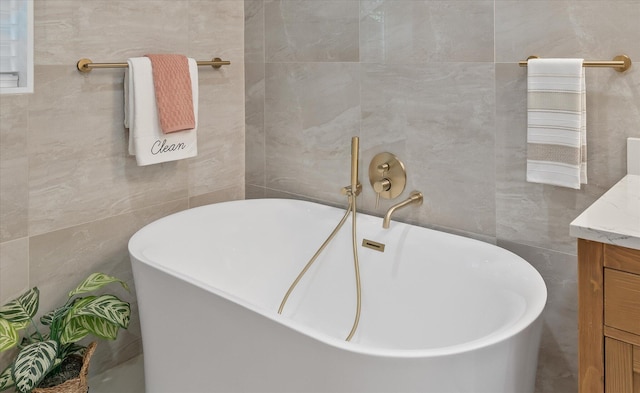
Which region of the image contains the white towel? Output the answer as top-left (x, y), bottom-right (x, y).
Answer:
top-left (124, 57), bottom-right (198, 166)
top-left (526, 58), bottom-right (586, 189)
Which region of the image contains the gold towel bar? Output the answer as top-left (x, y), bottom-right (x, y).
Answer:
top-left (519, 55), bottom-right (631, 72)
top-left (76, 57), bottom-right (230, 73)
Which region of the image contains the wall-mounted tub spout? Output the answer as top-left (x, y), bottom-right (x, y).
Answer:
top-left (382, 191), bottom-right (423, 229)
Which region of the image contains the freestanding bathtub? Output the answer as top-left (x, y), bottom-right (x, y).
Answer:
top-left (129, 198), bottom-right (547, 393)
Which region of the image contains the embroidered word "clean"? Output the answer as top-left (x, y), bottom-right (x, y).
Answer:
top-left (151, 139), bottom-right (187, 155)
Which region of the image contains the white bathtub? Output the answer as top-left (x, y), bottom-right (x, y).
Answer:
top-left (129, 198), bottom-right (547, 393)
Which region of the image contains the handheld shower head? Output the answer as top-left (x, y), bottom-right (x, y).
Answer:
top-left (351, 136), bottom-right (359, 191)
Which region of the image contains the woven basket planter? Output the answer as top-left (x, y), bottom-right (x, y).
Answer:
top-left (32, 342), bottom-right (97, 393)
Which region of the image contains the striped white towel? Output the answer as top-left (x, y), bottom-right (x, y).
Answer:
top-left (526, 58), bottom-right (586, 189)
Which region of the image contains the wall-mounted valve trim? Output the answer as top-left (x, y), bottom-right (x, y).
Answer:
top-left (369, 152), bottom-right (406, 208)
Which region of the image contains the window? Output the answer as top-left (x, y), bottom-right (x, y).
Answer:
top-left (0, 0), bottom-right (33, 94)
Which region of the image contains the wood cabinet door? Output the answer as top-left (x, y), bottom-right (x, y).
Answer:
top-left (605, 337), bottom-right (640, 393)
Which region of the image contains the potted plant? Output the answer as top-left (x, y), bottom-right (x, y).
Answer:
top-left (0, 273), bottom-right (131, 393)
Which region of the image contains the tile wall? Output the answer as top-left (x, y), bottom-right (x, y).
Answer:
top-left (0, 0), bottom-right (245, 374)
top-left (245, 1), bottom-right (640, 391)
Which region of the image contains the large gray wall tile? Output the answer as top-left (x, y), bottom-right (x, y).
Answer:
top-left (245, 184), bottom-right (267, 200)
top-left (34, 0), bottom-right (188, 66)
top-left (245, 62), bottom-right (266, 187)
top-left (0, 238), bottom-right (29, 304)
top-left (245, 0), bottom-right (265, 63)
top-left (496, 1), bottom-right (640, 63)
top-left (265, 0), bottom-right (359, 62)
top-left (361, 0), bottom-right (494, 63)
top-left (187, 64), bottom-right (246, 197)
top-left (0, 96), bottom-right (29, 242)
top-left (189, 184), bottom-right (244, 208)
top-left (264, 62), bottom-right (361, 204)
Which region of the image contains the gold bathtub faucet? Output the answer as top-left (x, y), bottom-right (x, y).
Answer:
top-left (382, 191), bottom-right (423, 229)
top-left (280, 136), bottom-right (363, 342)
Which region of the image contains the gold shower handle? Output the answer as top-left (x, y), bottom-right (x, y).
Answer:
top-left (377, 162), bottom-right (390, 174)
top-left (373, 178), bottom-right (391, 209)
top-left (373, 178), bottom-right (391, 193)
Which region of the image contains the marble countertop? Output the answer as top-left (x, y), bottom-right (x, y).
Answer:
top-left (570, 174), bottom-right (640, 250)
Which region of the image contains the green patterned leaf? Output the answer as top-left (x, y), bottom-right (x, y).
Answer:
top-left (0, 318), bottom-right (18, 351)
top-left (72, 295), bottom-right (130, 329)
top-left (0, 363), bottom-right (15, 391)
top-left (10, 319), bottom-right (30, 331)
top-left (70, 296), bottom-right (96, 310)
top-left (59, 317), bottom-right (89, 345)
top-left (58, 343), bottom-right (85, 360)
top-left (68, 273), bottom-right (129, 297)
top-left (78, 315), bottom-right (119, 340)
top-left (40, 306), bottom-right (70, 326)
top-left (0, 288), bottom-right (39, 324)
top-left (12, 340), bottom-right (58, 393)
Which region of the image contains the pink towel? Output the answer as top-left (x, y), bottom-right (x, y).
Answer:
top-left (145, 54), bottom-right (195, 134)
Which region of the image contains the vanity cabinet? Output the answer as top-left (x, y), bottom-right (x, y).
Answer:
top-left (578, 239), bottom-right (640, 393)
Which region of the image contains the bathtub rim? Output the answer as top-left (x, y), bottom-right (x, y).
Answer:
top-left (129, 198), bottom-right (548, 360)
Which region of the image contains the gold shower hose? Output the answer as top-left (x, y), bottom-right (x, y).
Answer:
top-left (277, 192), bottom-right (362, 342)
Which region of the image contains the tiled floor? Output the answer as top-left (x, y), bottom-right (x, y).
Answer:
top-left (89, 355), bottom-right (145, 393)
